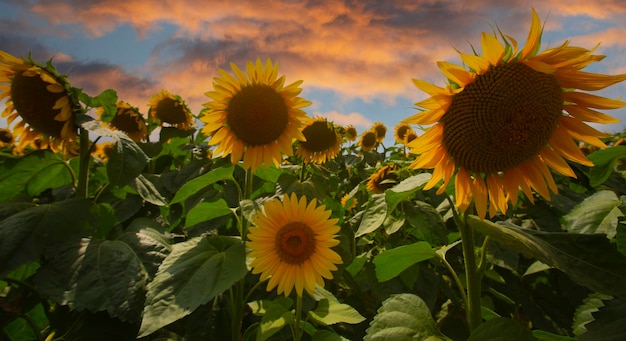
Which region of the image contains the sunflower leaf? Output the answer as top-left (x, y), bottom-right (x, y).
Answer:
top-left (253, 296), bottom-right (294, 341)
top-left (573, 294), bottom-right (626, 340)
top-left (364, 293), bottom-right (450, 341)
top-left (372, 241), bottom-right (436, 282)
top-left (587, 146), bottom-right (626, 187)
top-left (170, 165), bottom-right (235, 205)
top-left (355, 193), bottom-right (387, 237)
top-left (81, 88), bottom-right (118, 122)
top-left (130, 174), bottom-right (168, 206)
top-left (107, 132), bottom-right (150, 187)
top-left (384, 173), bottom-right (431, 213)
top-left (469, 216), bottom-right (626, 297)
top-left (34, 238), bottom-right (148, 322)
top-left (467, 317), bottom-right (535, 341)
top-left (562, 190), bottom-right (623, 238)
top-left (185, 199), bottom-right (234, 227)
top-left (138, 235), bottom-right (247, 337)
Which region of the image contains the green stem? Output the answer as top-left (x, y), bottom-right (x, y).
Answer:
top-left (76, 127), bottom-right (90, 198)
top-left (436, 251), bottom-right (468, 307)
top-left (293, 295), bottom-right (304, 341)
top-left (458, 215), bottom-right (482, 331)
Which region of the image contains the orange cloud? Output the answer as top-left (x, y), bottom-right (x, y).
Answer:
top-left (315, 111), bottom-right (372, 128)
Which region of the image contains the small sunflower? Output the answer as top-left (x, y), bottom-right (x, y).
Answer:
top-left (295, 117), bottom-right (342, 164)
top-left (96, 101), bottom-right (148, 143)
top-left (403, 9), bottom-right (626, 219)
top-left (0, 128), bottom-right (14, 149)
top-left (340, 193), bottom-right (357, 211)
top-left (201, 58), bottom-right (310, 171)
top-left (343, 125), bottom-right (358, 142)
top-left (371, 121), bottom-right (387, 143)
top-left (394, 123), bottom-right (414, 144)
top-left (0, 50), bottom-right (79, 155)
top-left (404, 130), bottom-right (418, 145)
top-left (367, 164), bottom-right (399, 194)
top-left (247, 193), bottom-right (343, 297)
top-left (91, 141), bottom-right (115, 162)
top-left (147, 89), bottom-right (194, 130)
top-left (359, 130), bottom-right (378, 152)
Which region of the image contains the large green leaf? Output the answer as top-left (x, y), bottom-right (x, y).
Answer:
top-left (309, 286), bottom-right (366, 325)
top-left (587, 146), bottom-right (626, 187)
top-left (107, 132), bottom-right (150, 187)
top-left (117, 218), bottom-right (172, 279)
top-left (373, 241), bottom-right (436, 282)
top-left (574, 294), bottom-right (626, 341)
top-left (0, 198), bottom-right (100, 277)
top-left (469, 216), bottom-right (626, 297)
top-left (573, 293), bottom-right (614, 338)
top-left (185, 199), bottom-right (235, 227)
top-left (79, 88), bottom-right (118, 122)
top-left (0, 150), bottom-right (73, 202)
top-left (364, 293), bottom-right (450, 340)
top-left (249, 297), bottom-right (294, 341)
top-left (355, 194), bottom-right (387, 237)
top-left (562, 190), bottom-right (623, 238)
top-left (34, 238), bottom-right (148, 322)
top-left (131, 174), bottom-right (168, 206)
top-left (467, 317), bottom-right (535, 341)
top-left (138, 235), bottom-right (247, 337)
top-left (384, 173), bottom-right (431, 213)
top-left (170, 165), bottom-right (235, 205)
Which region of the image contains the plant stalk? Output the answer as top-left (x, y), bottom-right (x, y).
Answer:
top-left (458, 216), bottom-right (482, 331)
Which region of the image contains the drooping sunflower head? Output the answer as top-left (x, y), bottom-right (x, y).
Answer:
top-left (403, 8), bottom-right (626, 219)
top-left (394, 123), bottom-right (414, 144)
top-left (371, 121), bottom-right (387, 143)
top-left (343, 125), bottom-right (358, 142)
top-left (147, 89), bottom-right (194, 130)
top-left (201, 58), bottom-right (311, 172)
top-left (295, 117), bottom-right (342, 164)
top-left (359, 130), bottom-right (378, 152)
top-left (0, 50), bottom-right (79, 155)
top-left (367, 164), bottom-right (400, 194)
top-left (247, 193), bottom-right (343, 297)
top-left (96, 101), bottom-right (148, 143)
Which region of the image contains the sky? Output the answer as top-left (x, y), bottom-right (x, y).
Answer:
top-left (1, 0), bottom-right (626, 146)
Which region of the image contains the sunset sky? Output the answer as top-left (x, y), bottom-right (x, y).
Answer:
top-left (1, 0), bottom-right (626, 145)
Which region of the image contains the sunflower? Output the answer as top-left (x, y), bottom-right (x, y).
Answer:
top-left (359, 130), bottom-right (378, 152)
top-left (0, 50), bottom-right (79, 155)
top-left (147, 89), bottom-right (194, 130)
top-left (295, 117), bottom-right (342, 164)
top-left (247, 193), bottom-right (343, 297)
top-left (343, 125), bottom-right (358, 142)
top-left (367, 164), bottom-right (399, 194)
top-left (0, 128), bottom-right (14, 149)
top-left (340, 193), bottom-right (357, 211)
top-left (403, 9), bottom-right (626, 219)
top-left (96, 101), bottom-right (148, 142)
top-left (404, 130), bottom-right (418, 145)
top-left (371, 121), bottom-right (387, 143)
top-left (91, 141), bottom-right (115, 162)
top-left (201, 58), bottom-right (311, 171)
top-left (394, 123), bottom-right (414, 144)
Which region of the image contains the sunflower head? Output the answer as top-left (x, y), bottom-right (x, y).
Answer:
top-left (295, 117), bottom-right (342, 164)
top-left (343, 125), bottom-right (358, 142)
top-left (367, 164), bottom-right (399, 194)
top-left (147, 89), bottom-right (194, 130)
top-left (247, 193), bottom-right (343, 297)
top-left (97, 101), bottom-right (148, 143)
top-left (0, 128), bottom-right (14, 149)
top-left (340, 193), bottom-right (357, 211)
top-left (404, 130), bottom-right (418, 145)
top-left (359, 130), bottom-right (378, 152)
top-left (394, 123), bottom-right (414, 144)
top-left (403, 8), bottom-right (626, 219)
top-left (371, 122), bottom-right (387, 143)
top-left (91, 141), bottom-right (115, 163)
top-left (201, 58), bottom-right (311, 171)
top-left (1, 50), bottom-right (80, 155)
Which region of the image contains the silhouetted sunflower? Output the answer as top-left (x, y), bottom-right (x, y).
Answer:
top-left (295, 117), bottom-right (342, 164)
top-left (147, 89), bottom-right (194, 130)
top-left (403, 9), bottom-right (626, 219)
top-left (1, 50), bottom-right (79, 155)
top-left (96, 101), bottom-right (148, 143)
top-left (247, 193), bottom-right (343, 297)
top-left (201, 58), bottom-right (310, 171)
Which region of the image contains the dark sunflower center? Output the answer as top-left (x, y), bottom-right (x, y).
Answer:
top-left (10, 71), bottom-right (67, 137)
top-left (362, 132), bottom-right (377, 148)
top-left (227, 84), bottom-right (289, 146)
top-left (441, 62), bottom-right (562, 174)
top-left (156, 98), bottom-right (187, 124)
top-left (300, 121), bottom-right (337, 152)
top-left (111, 109), bottom-right (143, 133)
top-left (275, 222), bottom-right (316, 265)
top-left (396, 126), bottom-right (410, 140)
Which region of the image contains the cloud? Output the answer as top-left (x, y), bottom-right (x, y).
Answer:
top-left (315, 111), bottom-right (372, 129)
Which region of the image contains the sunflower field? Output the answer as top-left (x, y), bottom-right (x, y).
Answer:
top-left (2, 9), bottom-right (626, 341)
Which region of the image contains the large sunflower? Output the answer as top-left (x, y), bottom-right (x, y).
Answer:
top-left (147, 89), bottom-right (194, 131)
top-left (247, 193), bottom-right (343, 297)
top-left (295, 117), bottom-right (342, 164)
top-left (201, 58), bottom-right (311, 171)
top-left (96, 101), bottom-right (148, 143)
top-left (0, 50), bottom-right (79, 155)
top-left (404, 9), bottom-right (626, 219)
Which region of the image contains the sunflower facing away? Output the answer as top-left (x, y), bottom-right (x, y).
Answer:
top-left (201, 58), bottom-right (311, 171)
top-left (403, 9), bottom-right (626, 219)
top-left (147, 89), bottom-right (194, 130)
top-left (96, 101), bottom-right (148, 143)
top-left (295, 117), bottom-right (342, 164)
top-left (247, 193), bottom-right (343, 297)
top-left (1, 50), bottom-right (79, 155)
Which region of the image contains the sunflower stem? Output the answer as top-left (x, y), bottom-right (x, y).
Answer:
top-left (458, 214), bottom-right (482, 332)
top-left (293, 294), bottom-right (304, 341)
top-left (76, 127), bottom-right (90, 198)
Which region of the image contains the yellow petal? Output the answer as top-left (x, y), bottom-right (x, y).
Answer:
top-left (564, 104), bottom-right (620, 124)
top-left (563, 92), bottom-right (626, 110)
top-left (481, 32), bottom-right (505, 66)
top-left (520, 8), bottom-right (542, 59)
